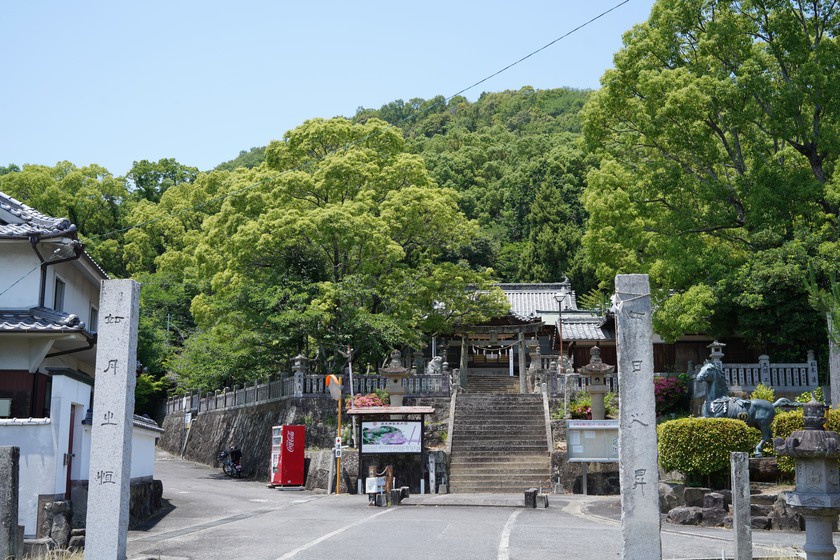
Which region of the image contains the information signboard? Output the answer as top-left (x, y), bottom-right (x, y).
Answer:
top-left (566, 420), bottom-right (619, 462)
top-left (360, 420), bottom-right (422, 454)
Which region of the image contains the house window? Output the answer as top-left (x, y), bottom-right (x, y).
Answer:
top-left (89, 306), bottom-right (98, 333)
top-left (54, 278), bottom-right (65, 312)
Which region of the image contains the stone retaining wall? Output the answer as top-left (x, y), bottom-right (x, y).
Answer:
top-left (160, 396), bottom-right (451, 488)
top-left (27, 478), bottom-right (163, 554)
top-left (660, 483), bottom-right (806, 531)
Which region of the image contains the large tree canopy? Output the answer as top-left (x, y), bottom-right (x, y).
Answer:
top-left (583, 0), bottom-right (840, 356)
top-left (156, 117), bottom-right (507, 389)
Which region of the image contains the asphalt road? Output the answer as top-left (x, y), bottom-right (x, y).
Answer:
top-left (127, 450), bottom-right (833, 560)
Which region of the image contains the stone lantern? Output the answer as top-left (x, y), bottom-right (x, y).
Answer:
top-left (580, 346), bottom-right (614, 420)
top-left (379, 349), bottom-right (410, 408)
top-left (774, 399), bottom-right (840, 560)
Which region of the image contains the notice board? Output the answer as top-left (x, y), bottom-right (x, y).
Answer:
top-left (566, 419), bottom-right (619, 462)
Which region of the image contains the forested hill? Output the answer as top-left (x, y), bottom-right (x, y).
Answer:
top-left (0, 86), bottom-right (595, 395)
top-left (216, 87), bottom-right (597, 287)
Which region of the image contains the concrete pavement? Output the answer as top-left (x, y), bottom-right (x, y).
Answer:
top-left (127, 451), bottom-right (831, 559)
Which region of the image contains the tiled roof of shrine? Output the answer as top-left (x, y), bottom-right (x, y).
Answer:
top-left (499, 282), bottom-right (577, 319)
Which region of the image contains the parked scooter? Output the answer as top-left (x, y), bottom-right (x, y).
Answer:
top-left (218, 445), bottom-right (242, 477)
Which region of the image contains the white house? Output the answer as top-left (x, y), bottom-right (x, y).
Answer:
top-left (0, 192), bottom-right (162, 538)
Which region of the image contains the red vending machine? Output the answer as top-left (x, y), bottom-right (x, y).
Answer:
top-left (270, 425), bottom-right (306, 487)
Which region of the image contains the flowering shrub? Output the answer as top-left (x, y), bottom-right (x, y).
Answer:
top-left (654, 374), bottom-right (690, 417)
top-left (346, 392), bottom-right (388, 409)
top-left (569, 393), bottom-right (592, 419)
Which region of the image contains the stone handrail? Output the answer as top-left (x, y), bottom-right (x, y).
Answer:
top-left (165, 372), bottom-right (449, 415)
top-left (721, 359), bottom-right (818, 392)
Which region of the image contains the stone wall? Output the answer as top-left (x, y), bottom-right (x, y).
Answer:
top-left (660, 483), bottom-right (806, 531)
top-left (160, 396), bottom-right (451, 488)
top-left (29, 479), bottom-right (163, 553)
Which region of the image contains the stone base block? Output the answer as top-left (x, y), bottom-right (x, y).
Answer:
top-left (683, 487), bottom-right (711, 507)
top-left (667, 506), bottom-right (703, 525)
top-left (666, 506), bottom-right (726, 527)
top-left (524, 488), bottom-right (537, 508)
top-left (659, 482), bottom-right (685, 513)
top-left (24, 538), bottom-right (55, 557)
top-left (751, 516), bottom-right (772, 530)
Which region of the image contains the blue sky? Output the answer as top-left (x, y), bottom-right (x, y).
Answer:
top-left (1, 0), bottom-right (655, 176)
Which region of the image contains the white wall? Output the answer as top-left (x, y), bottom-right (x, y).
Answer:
top-left (0, 242), bottom-right (41, 308)
top-left (48, 375), bottom-right (92, 499)
top-left (0, 420), bottom-right (56, 537)
top-left (79, 424), bottom-right (158, 480)
top-left (131, 428), bottom-right (158, 479)
top-left (49, 259), bottom-right (100, 322)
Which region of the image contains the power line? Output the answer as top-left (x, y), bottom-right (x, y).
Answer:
top-left (0, 263), bottom-right (41, 299)
top-left (83, 0), bottom-right (632, 245)
top-left (0, 0), bottom-right (633, 296)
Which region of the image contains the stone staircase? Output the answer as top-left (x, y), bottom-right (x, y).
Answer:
top-left (465, 371), bottom-right (519, 394)
top-left (448, 394), bottom-right (551, 493)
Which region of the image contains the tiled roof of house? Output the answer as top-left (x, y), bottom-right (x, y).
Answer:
top-left (560, 312), bottom-right (614, 341)
top-left (132, 414), bottom-right (165, 434)
top-left (499, 282), bottom-right (577, 320)
top-left (0, 307), bottom-right (89, 333)
top-left (0, 192), bottom-right (76, 239)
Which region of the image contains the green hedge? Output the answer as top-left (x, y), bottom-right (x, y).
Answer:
top-left (658, 417), bottom-right (759, 478)
top-left (773, 408), bottom-right (840, 473)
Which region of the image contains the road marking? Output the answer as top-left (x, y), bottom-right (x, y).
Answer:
top-left (275, 508), bottom-right (395, 560)
top-left (249, 499), bottom-right (269, 503)
top-left (497, 510), bottom-right (521, 560)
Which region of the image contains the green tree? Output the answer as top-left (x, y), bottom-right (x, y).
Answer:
top-left (214, 147), bottom-right (266, 171)
top-left (0, 163), bottom-right (20, 175)
top-left (166, 117), bottom-right (507, 390)
top-left (0, 162), bottom-right (130, 275)
top-left (126, 158), bottom-right (198, 203)
top-left (582, 0), bottom-right (840, 355)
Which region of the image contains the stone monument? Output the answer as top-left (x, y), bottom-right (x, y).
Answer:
top-left (830, 316), bottom-right (840, 408)
top-left (730, 452), bottom-right (752, 560)
top-left (580, 346), bottom-right (614, 421)
top-left (85, 279), bottom-right (140, 560)
top-left (0, 446), bottom-right (20, 560)
top-left (614, 274), bottom-right (661, 559)
top-left (774, 398), bottom-right (840, 560)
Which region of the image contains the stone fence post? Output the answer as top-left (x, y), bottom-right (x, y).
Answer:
top-left (293, 354), bottom-right (308, 398)
top-left (441, 362), bottom-right (450, 395)
top-left (0, 446), bottom-right (20, 560)
top-left (759, 355), bottom-right (771, 386)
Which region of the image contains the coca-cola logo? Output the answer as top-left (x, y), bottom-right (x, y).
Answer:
top-left (286, 430), bottom-right (295, 452)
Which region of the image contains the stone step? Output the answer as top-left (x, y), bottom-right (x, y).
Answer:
top-left (451, 440), bottom-right (547, 448)
top-left (457, 395), bottom-right (542, 400)
top-left (453, 420), bottom-right (544, 426)
top-left (452, 431), bottom-right (546, 449)
top-left (449, 482), bottom-right (552, 493)
top-left (451, 447), bottom-right (548, 454)
top-left (449, 466), bottom-right (550, 476)
top-left (454, 409), bottom-right (544, 416)
top-left (452, 426), bottom-right (544, 432)
top-left (450, 452), bottom-right (549, 461)
top-left (448, 391), bottom-right (550, 494)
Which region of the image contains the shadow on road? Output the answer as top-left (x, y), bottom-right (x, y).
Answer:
top-left (130, 498), bottom-right (177, 532)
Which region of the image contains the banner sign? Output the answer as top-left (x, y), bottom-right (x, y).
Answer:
top-left (360, 420), bottom-right (422, 454)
